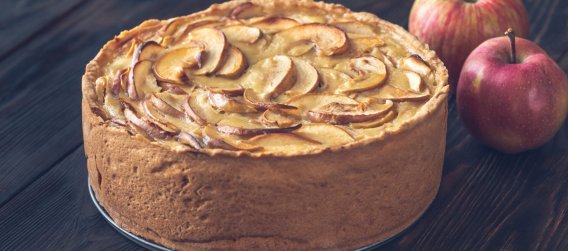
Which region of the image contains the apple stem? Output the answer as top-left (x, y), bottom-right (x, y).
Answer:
top-left (505, 28), bottom-right (517, 64)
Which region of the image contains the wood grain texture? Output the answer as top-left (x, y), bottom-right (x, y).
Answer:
top-left (0, 0), bottom-right (566, 250)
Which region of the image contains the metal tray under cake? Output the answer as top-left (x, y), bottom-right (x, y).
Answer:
top-left (89, 182), bottom-right (409, 251)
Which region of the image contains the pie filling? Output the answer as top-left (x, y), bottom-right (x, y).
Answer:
top-left (92, 3), bottom-right (438, 153)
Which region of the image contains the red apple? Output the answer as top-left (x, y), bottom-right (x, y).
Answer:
top-left (409, 0), bottom-right (529, 88)
top-left (457, 29), bottom-right (568, 153)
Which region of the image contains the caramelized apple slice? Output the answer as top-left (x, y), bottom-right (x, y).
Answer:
top-left (405, 71), bottom-right (423, 93)
top-left (400, 54), bottom-right (431, 76)
top-left (153, 47), bottom-right (204, 84)
top-left (351, 110), bottom-right (397, 129)
top-left (286, 59), bottom-right (319, 96)
top-left (183, 89), bottom-right (224, 125)
top-left (123, 107), bottom-right (174, 139)
top-left (276, 24), bottom-right (349, 56)
top-left (216, 114), bottom-right (301, 136)
top-left (207, 85), bottom-right (244, 96)
top-left (244, 55), bottom-right (297, 98)
top-left (208, 91), bottom-right (257, 113)
top-left (333, 22), bottom-right (376, 35)
top-left (336, 56), bottom-right (387, 93)
top-left (149, 94), bottom-right (184, 117)
top-left (246, 133), bottom-right (321, 152)
top-left (128, 60), bottom-right (161, 100)
top-left (202, 125), bottom-right (260, 151)
top-left (375, 84), bottom-right (430, 102)
top-left (186, 28), bottom-right (228, 75)
top-left (287, 43), bottom-right (314, 57)
top-left (216, 46), bottom-right (247, 78)
top-left (141, 99), bottom-right (181, 134)
top-left (286, 93), bottom-right (359, 117)
top-left (132, 41), bottom-right (164, 64)
top-left (294, 123), bottom-right (355, 146)
top-left (243, 88), bottom-right (297, 111)
top-left (260, 110), bottom-right (299, 128)
top-left (249, 17), bottom-right (300, 34)
top-left (307, 100), bottom-right (393, 124)
top-left (222, 25), bottom-right (261, 44)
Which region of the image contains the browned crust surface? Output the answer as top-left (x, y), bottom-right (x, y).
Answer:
top-left (82, 0), bottom-right (449, 250)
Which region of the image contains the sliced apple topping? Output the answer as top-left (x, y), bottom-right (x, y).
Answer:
top-left (186, 28), bottom-right (228, 75)
top-left (111, 69), bottom-right (128, 96)
top-left (153, 46), bottom-right (204, 84)
top-left (128, 60), bottom-right (161, 100)
top-left (208, 91), bottom-right (257, 113)
top-left (400, 54), bottom-right (431, 76)
top-left (405, 71), bottom-right (423, 93)
top-left (351, 110), bottom-right (397, 129)
top-left (216, 114), bottom-right (301, 136)
top-left (243, 88), bottom-right (297, 111)
top-left (350, 37), bottom-right (385, 55)
top-left (276, 24), bottom-right (349, 56)
top-left (207, 85), bottom-right (244, 96)
top-left (249, 16), bottom-right (300, 34)
top-left (286, 93), bottom-right (359, 117)
top-left (141, 99), bottom-right (181, 134)
top-left (374, 84), bottom-right (430, 102)
top-left (333, 22), bottom-right (376, 35)
top-left (183, 89), bottom-right (225, 125)
top-left (178, 132), bottom-right (203, 149)
top-left (203, 125), bottom-right (260, 151)
top-left (260, 110), bottom-right (299, 128)
top-left (131, 41), bottom-right (164, 64)
top-left (287, 43), bottom-right (314, 57)
top-left (285, 59), bottom-right (319, 96)
top-left (216, 46), bottom-right (247, 78)
top-left (294, 123), bottom-right (355, 146)
top-left (307, 100), bottom-right (393, 124)
top-left (159, 82), bottom-right (187, 95)
top-left (123, 107), bottom-right (174, 140)
top-left (94, 77), bottom-right (107, 103)
top-left (244, 55), bottom-right (297, 98)
top-left (150, 94), bottom-right (184, 117)
top-left (222, 25), bottom-right (261, 44)
top-left (245, 133), bottom-right (321, 152)
top-left (336, 56), bottom-right (387, 93)
top-left (318, 68), bottom-right (352, 93)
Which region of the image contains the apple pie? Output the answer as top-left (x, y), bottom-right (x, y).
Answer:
top-left (82, 0), bottom-right (449, 250)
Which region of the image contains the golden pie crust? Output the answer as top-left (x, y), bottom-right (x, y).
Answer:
top-left (82, 0), bottom-right (449, 250)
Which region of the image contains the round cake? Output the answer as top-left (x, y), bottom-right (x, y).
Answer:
top-left (82, 0), bottom-right (450, 250)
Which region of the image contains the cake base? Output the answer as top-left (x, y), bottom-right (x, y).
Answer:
top-left (89, 182), bottom-right (429, 251)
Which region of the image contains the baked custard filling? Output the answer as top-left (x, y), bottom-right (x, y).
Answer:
top-left (92, 5), bottom-right (440, 153)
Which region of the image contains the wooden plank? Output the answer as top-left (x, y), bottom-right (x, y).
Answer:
top-left (525, 0), bottom-right (568, 59)
top-left (0, 146), bottom-right (142, 250)
top-left (0, 0), bottom-right (224, 207)
top-left (0, 0), bottom-right (87, 60)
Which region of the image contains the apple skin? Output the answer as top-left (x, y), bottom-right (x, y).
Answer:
top-left (457, 36), bottom-right (568, 154)
top-left (409, 0), bottom-right (529, 87)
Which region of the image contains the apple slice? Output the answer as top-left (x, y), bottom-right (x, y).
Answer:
top-left (111, 69), bottom-right (128, 96)
top-left (260, 110), bottom-right (299, 128)
top-left (276, 23), bottom-right (349, 56)
top-left (374, 84), bottom-right (431, 102)
top-left (333, 22), bottom-right (376, 35)
top-left (131, 41), bottom-right (164, 64)
top-left (207, 85), bottom-right (244, 96)
top-left (405, 70), bottom-right (423, 93)
top-left (149, 94), bottom-right (184, 117)
top-left (294, 123), bottom-right (355, 146)
top-left (336, 56), bottom-right (387, 93)
top-left (158, 82), bottom-right (187, 95)
top-left (178, 132), bottom-right (203, 149)
top-left (141, 99), bottom-right (181, 134)
top-left (400, 54), bottom-right (431, 76)
top-left (287, 43), bottom-right (314, 57)
top-left (350, 37), bottom-right (385, 55)
top-left (216, 114), bottom-right (301, 136)
top-left (286, 93), bottom-right (359, 117)
top-left (153, 46), bottom-right (204, 84)
top-left (249, 16), bottom-right (300, 34)
top-left (216, 46), bottom-right (247, 78)
top-left (243, 88), bottom-right (297, 111)
top-left (183, 89), bottom-right (224, 125)
top-left (202, 125), bottom-right (260, 151)
top-left (307, 100), bottom-right (394, 124)
top-left (351, 110), bottom-right (397, 129)
top-left (318, 68), bottom-right (352, 93)
top-left (285, 59), bottom-right (319, 96)
top-left (244, 55), bottom-right (297, 98)
top-left (245, 133), bottom-right (321, 152)
top-left (222, 25), bottom-right (261, 44)
top-left (208, 91), bottom-right (257, 113)
top-left (229, 2), bottom-right (263, 19)
top-left (123, 107), bottom-right (174, 139)
top-left (186, 28), bottom-right (228, 75)
top-left (128, 60), bottom-right (161, 100)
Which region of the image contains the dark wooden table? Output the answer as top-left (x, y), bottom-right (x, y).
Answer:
top-left (0, 0), bottom-right (567, 250)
